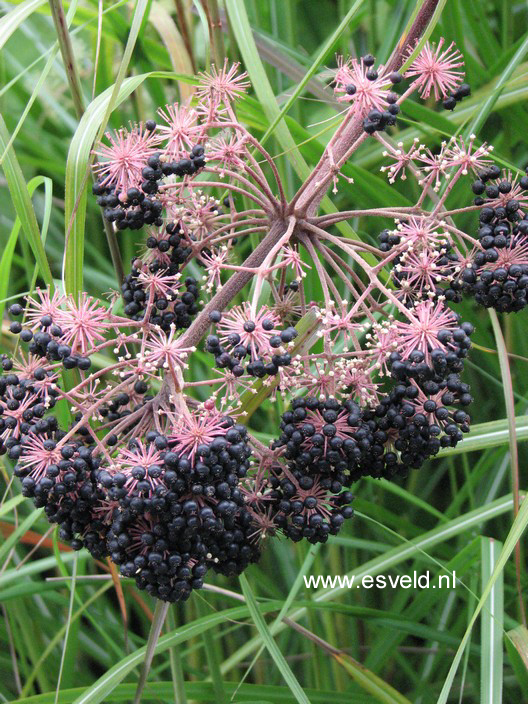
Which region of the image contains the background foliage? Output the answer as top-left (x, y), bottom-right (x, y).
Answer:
top-left (0, 0), bottom-right (527, 702)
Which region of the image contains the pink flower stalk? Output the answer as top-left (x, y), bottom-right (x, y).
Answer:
top-left (16, 434), bottom-right (62, 481)
top-left (200, 247), bottom-right (229, 293)
top-left (405, 39), bottom-right (465, 101)
top-left (173, 194), bottom-right (225, 243)
top-left (334, 55), bottom-right (389, 113)
top-left (318, 306), bottom-right (364, 344)
top-left (57, 294), bottom-right (110, 354)
top-left (156, 104), bottom-right (202, 159)
top-left (141, 326), bottom-right (195, 374)
top-left (24, 288), bottom-right (66, 329)
top-left (483, 172), bottom-right (528, 214)
top-left (394, 301), bottom-right (459, 364)
top-left (281, 246), bottom-right (310, 280)
top-left (444, 135), bottom-right (494, 175)
top-left (168, 409), bottom-right (228, 463)
top-left (365, 322), bottom-right (400, 376)
top-left (341, 360), bottom-right (379, 406)
top-left (380, 139), bottom-right (424, 183)
top-left (481, 235), bottom-right (528, 271)
top-left (196, 59), bottom-right (250, 107)
top-left (1, 390), bottom-right (41, 441)
top-left (290, 357), bottom-right (346, 400)
top-left (136, 268), bottom-right (182, 299)
top-left (114, 441), bottom-right (166, 494)
top-left (416, 145), bottom-right (451, 191)
top-left (93, 125), bottom-right (160, 194)
top-left (395, 217), bottom-right (450, 250)
top-left (207, 134), bottom-right (249, 175)
top-left (393, 247), bottom-right (454, 300)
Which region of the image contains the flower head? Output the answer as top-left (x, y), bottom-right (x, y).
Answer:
top-left (334, 56), bottom-right (389, 113)
top-left (156, 104), bottom-right (202, 160)
top-left (405, 39), bottom-right (465, 101)
top-left (57, 294), bottom-right (110, 354)
top-left (196, 60), bottom-right (250, 107)
top-left (217, 304), bottom-right (280, 360)
top-left (93, 125), bottom-right (160, 194)
top-left (168, 409), bottom-right (229, 463)
top-left (394, 301), bottom-right (459, 364)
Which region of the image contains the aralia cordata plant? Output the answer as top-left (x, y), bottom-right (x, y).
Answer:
top-left (3, 16), bottom-right (528, 603)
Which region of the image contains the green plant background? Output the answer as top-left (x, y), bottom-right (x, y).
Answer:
top-left (0, 1), bottom-right (527, 702)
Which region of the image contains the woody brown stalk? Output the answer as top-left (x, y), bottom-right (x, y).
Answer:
top-left (291, 0), bottom-right (440, 218)
top-left (176, 0), bottom-right (441, 351)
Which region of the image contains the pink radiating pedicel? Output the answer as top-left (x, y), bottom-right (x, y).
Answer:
top-left (196, 59), bottom-right (250, 106)
top-left (334, 56), bottom-right (389, 113)
top-left (394, 301), bottom-right (458, 364)
top-left (156, 103), bottom-right (202, 160)
top-left (218, 303), bottom-right (280, 359)
top-left (115, 440), bottom-right (166, 494)
top-left (93, 125), bottom-right (160, 193)
top-left (405, 39), bottom-right (465, 101)
top-left (168, 410), bottom-right (228, 463)
top-left (57, 294), bottom-right (110, 355)
top-left (17, 434), bottom-right (62, 481)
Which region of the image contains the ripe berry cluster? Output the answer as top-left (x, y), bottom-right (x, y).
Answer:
top-left (460, 168), bottom-right (528, 312)
top-left (206, 309), bottom-right (298, 379)
top-left (93, 142), bottom-right (207, 232)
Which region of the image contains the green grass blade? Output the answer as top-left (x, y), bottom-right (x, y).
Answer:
top-left (466, 33), bottom-right (528, 136)
top-left (480, 537), bottom-right (503, 704)
top-left (0, 508), bottom-right (43, 565)
top-left (0, 116), bottom-right (53, 287)
top-left (225, 0), bottom-right (309, 180)
top-left (436, 415), bottom-right (528, 457)
top-left (0, 0), bottom-right (46, 51)
top-left (504, 625), bottom-right (528, 691)
top-left (239, 573), bottom-right (310, 704)
top-left (63, 0), bottom-right (151, 296)
top-left (437, 494), bottom-right (528, 703)
top-left (71, 601), bottom-right (283, 704)
top-left (259, 0), bottom-right (365, 145)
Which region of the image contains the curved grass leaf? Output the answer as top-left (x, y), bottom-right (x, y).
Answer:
top-left (0, 0), bottom-right (46, 51)
top-left (71, 601), bottom-right (284, 704)
top-left (63, 0), bottom-right (151, 297)
top-left (480, 537), bottom-right (503, 704)
top-left (437, 494), bottom-right (528, 703)
top-left (0, 116), bottom-right (53, 287)
top-left (239, 574), bottom-right (310, 704)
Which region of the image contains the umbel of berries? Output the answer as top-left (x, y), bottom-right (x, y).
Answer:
top-left (459, 167), bottom-right (528, 312)
top-left (5, 27), bottom-right (528, 606)
top-left (99, 406), bottom-right (256, 601)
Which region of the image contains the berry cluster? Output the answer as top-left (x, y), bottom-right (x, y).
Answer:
top-left (4, 40), bottom-right (528, 604)
top-left (93, 141), bottom-right (206, 232)
top-left (206, 306), bottom-right (298, 379)
top-left (460, 169), bottom-right (528, 312)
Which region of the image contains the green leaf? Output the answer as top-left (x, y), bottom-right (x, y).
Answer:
top-left (436, 415), bottom-right (528, 457)
top-left (0, 0), bottom-right (46, 51)
top-left (437, 493), bottom-right (528, 703)
top-left (505, 625), bottom-right (528, 692)
top-left (0, 116), bottom-right (54, 288)
top-left (239, 574), bottom-right (311, 704)
top-left (225, 0), bottom-right (309, 181)
top-left (71, 602), bottom-right (284, 704)
top-left (0, 508), bottom-right (43, 565)
top-left (480, 537), bottom-right (503, 704)
top-left (0, 175), bottom-right (52, 323)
